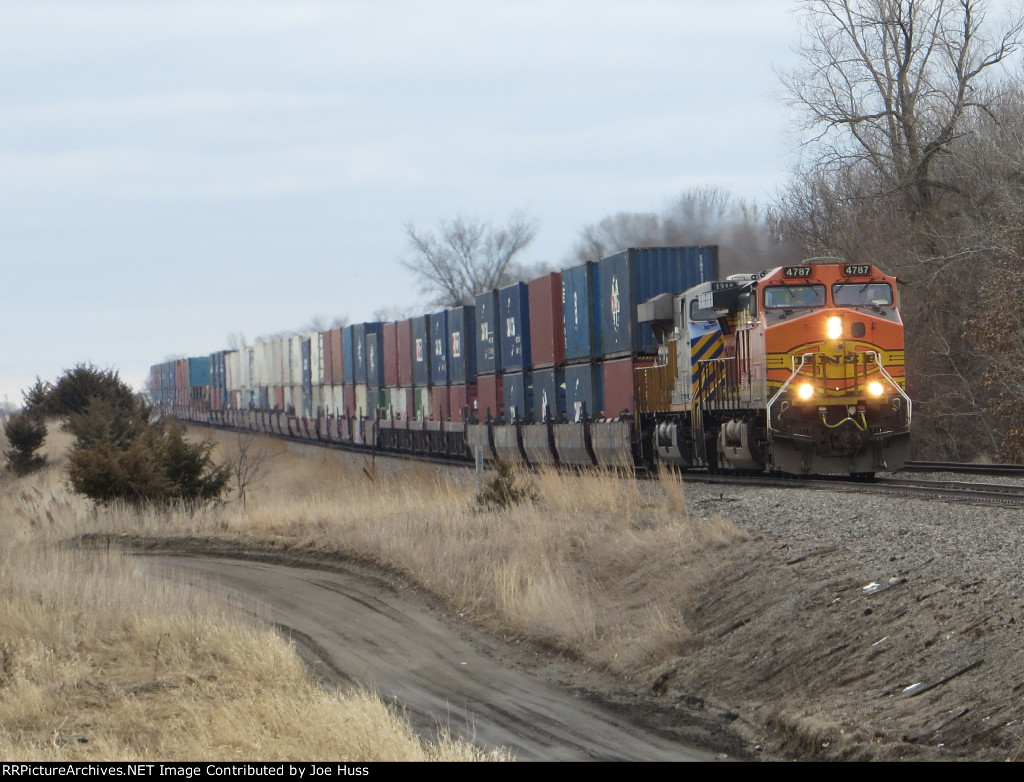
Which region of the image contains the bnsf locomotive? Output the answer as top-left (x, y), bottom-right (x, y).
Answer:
top-left (151, 249), bottom-right (910, 477)
top-left (636, 260), bottom-right (910, 476)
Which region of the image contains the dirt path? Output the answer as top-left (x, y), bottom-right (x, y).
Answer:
top-left (136, 546), bottom-right (748, 762)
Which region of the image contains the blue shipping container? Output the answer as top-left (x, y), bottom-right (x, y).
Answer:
top-left (187, 356), bottom-right (212, 388)
top-left (301, 339), bottom-right (312, 393)
top-left (364, 330), bottom-right (385, 388)
top-left (531, 367), bottom-right (565, 421)
top-left (448, 305), bottom-right (477, 384)
top-left (499, 282), bottom-right (532, 372)
top-left (430, 310), bottom-right (449, 387)
top-left (343, 326), bottom-right (355, 384)
top-left (209, 350), bottom-right (230, 392)
top-left (562, 261), bottom-right (601, 364)
top-left (474, 289), bottom-right (501, 375)
top-left (503, 371), bottom-right (534, 423)
top-left (351, 322), bottom-right (382, 384)
top-left (565, 362), bottom-right (604, 422)
top-left (412, 315), bottom-right (431, 386)
top-left (599, 246), bottom-right (719, 357)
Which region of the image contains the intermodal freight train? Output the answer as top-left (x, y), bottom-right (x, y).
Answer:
top-left (151, 247), bottom-right (911, 477)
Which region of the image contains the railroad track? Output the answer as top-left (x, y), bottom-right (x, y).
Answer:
top-left (188, 420), bottom-right (1024, 506)
top-left (677, 470), bottom-right (1024, 507)
top-left (901, 461), bottom-right (1024, 477)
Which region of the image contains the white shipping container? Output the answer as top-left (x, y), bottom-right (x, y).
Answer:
top-left (290, 385), bottom-right (305, 417)
top-left (355, 384), bottom-right (369, 419)
top-left (261, 342), bottom-right (272, 385)
top-left (388, 387), bottom-right (408, 419)
top-left (311, 385), bottom-right (326, 417)
top-left (226, 351), bottom-right (242, 393)
top-left (309, 333), bottom-right (322, 387)
top-left (331, 385), bottom-right (345, 416)
top-left (246, 346), bottom-right (258, 389)
top-left (289, 336), bottom-right (303, 387)
top-left (267, 340), bottom-right (284, 385)
top-left (319, 384), bottom-right (335, 416)
top-left (318, 333), bottom-right (327, 386)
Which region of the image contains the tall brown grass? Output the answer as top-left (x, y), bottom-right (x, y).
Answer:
top-left (0, 422), bottom-right (508, 762)
top-left (0, 422), bottom-right (748, 760)
top-left (200, 429), bottom-right (748, 673)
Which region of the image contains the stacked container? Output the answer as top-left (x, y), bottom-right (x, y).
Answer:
top-left (499, 282), bottom-right (530, 422)
top-left (528, 273), bottom-right (566, 421)
top-left (153, 244), bottom-right (719, 442)
top-left (473, 289), bottom-right (502, 420)
top-left (411, 315), bottom-right (431, 420)
top-left (447, 305), bottom-right (477, 422)
top-left (429, 310), bottom-right (449, 419)
top-left (395, 318), bottom-right (414, 420)
top-left (561, 261), bottom-right (603, 419)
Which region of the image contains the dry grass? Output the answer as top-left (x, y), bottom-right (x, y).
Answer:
top-left (0, 421), bottom-right (749, 760)
top-left (0, 423), bottom-right (508, 762)
top-left (197, 429), bottom-right (749, 674)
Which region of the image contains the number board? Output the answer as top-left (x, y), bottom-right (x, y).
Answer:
top-left (783, 266), bottom-right (813, 278)
top-left (843, 264), bottom-right (872, 276)
top-left (711, 281), bottom-right (738, 290)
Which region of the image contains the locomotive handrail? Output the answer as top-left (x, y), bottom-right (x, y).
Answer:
top-left (864, 350), bottom-right (913, 427)
top-left (766, 352), bottom-right (816, 433)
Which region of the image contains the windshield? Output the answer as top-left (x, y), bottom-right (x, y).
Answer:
top-left (764, 284), bottom-right (825, 309)
top-left (833, 282), bottom-right (893, 308)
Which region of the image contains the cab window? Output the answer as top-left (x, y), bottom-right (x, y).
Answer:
top-left (688, 298), bottom-right (720, 322)
top-left (764, 285), bottom-right (825, 309)
top-left (833, 282), bottom-right (893, 308)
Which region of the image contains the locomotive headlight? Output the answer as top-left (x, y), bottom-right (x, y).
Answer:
top-left (867, 381), bottom-right (885, 397)
top-left (827, 316), bottom-right (843, 340)
top-left (797, 383), bottom-right (815, 401)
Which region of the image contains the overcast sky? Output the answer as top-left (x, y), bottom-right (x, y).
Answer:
top-left (0, 0), bottom-right (806, 406)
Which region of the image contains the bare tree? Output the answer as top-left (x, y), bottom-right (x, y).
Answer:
top-left (401, 211), bottom-right (538, 307)
top-left (373, 305), bottom-right (425, 321)
top-left (231, 432), bottom-right (272, 510)
top-left (780, 0), bottom-right (1022, 218)
top-left (570, 186), bottom-right (800, 276)
top-left (772, 1), bottom-right (1024, 460)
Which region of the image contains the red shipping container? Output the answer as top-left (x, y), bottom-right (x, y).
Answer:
top-left (602, 357), bottom-right (654, 418)
top-left (397, 319), bottom-right (414, 387)
top-left (383, 322), bottom-right (400, 388)
top-left (331, 327), bottom-right (345, 385)
top-left (477, 374), bottom-right (504, 421)
top-left (343, 384), bottom-right (355, 418)
top-left (528, 272), bottom-right (565, 368)
top-left (448, 384), bottom-right (479, 422)
top-left (431, 386), bottom-right (451, 420)
top-left (320, 330), bottom-right (334, 385)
